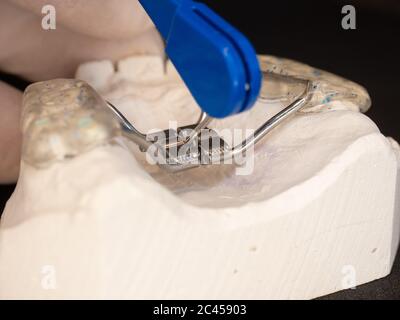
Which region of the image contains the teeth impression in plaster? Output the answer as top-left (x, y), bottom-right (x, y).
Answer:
top-left (0, 55), bottom-right (399, 300)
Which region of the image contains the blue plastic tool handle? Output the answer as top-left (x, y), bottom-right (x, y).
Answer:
top-left (139, 0), bottom-right (262, 119)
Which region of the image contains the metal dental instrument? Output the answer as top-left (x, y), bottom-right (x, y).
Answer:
top-left (107, 77), bottom-right (313, 172)
top-left (106, 0), bottom-right (314, 173)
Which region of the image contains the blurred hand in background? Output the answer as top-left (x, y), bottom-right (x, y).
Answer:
top-left (0, 0), bottom-right (162, 183)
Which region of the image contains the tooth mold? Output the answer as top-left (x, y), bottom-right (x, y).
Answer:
top-left (0, 55), bottom-right (399, 299)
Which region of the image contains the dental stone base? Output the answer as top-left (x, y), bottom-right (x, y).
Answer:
top-left (1, 133), bottom-right (399, 299)
top-left (0, 56), bottom-right (399, 299)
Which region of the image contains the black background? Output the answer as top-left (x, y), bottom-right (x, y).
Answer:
top-left (0, 0), bottom-right (399, 299)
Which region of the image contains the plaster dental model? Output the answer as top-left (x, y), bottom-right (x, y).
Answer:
top-left (0, 55), bottom-right (399, 299)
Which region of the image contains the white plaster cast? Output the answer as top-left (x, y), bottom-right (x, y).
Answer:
top-left (0, 55), bottom-right (399, 299)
